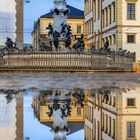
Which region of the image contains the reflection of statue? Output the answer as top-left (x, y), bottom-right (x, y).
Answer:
top-left (0, 89), bottom-right (19, 104)
top-left (35, 88), bottom-right (86, 140)
top-left (54, 8), bottom-right (59, 15)
top-left (48, 100), bottom-right (70, 140)
top-left (73, 34), bottom-right (85, 52)
top-left (90, 44), bottom-right (97, 52)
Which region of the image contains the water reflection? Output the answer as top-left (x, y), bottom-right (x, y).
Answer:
top-left (0, 87), bottom-right (140, 140)
top-left (0, 89), bottom-right (23, 140)
top-left (32, 89), bottom-right (85, 140)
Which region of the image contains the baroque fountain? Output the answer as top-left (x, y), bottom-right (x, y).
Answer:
top-left (46, 0), bottom-right (84, 52)
top-left (0, 0), bottom-right (135, 72)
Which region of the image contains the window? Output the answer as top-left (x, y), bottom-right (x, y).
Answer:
top-left (98, 0), bottom-right (100, 19)
top-left (106, 114), bottom-right (108, 132)
top-left (127, 3), bottom-right (135, 20)
top-left (109, 117), bottom-right (111, 135)
top-left (127, 122), bottom-right (135, 138)
top-left (106, 8), bottom-right (108, 26)
top-left (127, 98), bottom-right (135, 107)
top-left (77, 107), bottom-right (81, 115)
top-left (109, 5), bottom-right (112, 24)
top-left (77, 26), bottom-right (81, 34)
top-left (113, 3), bottom-right (116, 22)
top-left (102, 10), bottom-right (104, 27)
top-left (127, 35), bottom-right (135, 43)
top-left (109, 36), bottom-right (112, 46)
top-left (113, 119), bottom-right (115, 138)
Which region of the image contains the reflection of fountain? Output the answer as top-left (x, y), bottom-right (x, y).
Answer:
top-left (34, 88), bottom-right (85, 140)
top-left (47, 90), bottom-right (71, 140)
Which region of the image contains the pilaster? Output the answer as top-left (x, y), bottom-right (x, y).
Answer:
top-left (15, 0), bottom-right (23, 49)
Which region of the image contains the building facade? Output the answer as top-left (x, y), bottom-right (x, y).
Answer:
top-left (32, 92), bottom-right (84, 123)
top-left (32, 5), bottom-right (84, 51)
top-left (0, 0), bottom-right (23, 49)
top-left (84, 0), bottom-right (140, 62)
top-left (84, 88), bottom-right (140, 140)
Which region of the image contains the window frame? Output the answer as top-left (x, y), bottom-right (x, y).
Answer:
top-left (77, 25), bottom-right (82, 34)
top-left (127, 121), bottom-right (136, 138)
top-left (127, 3), bottom-right (136, 20)
top-left (127, 34), bottom-right (136, 44)
top-left (127, 98), bottom-right (136, 108)
top-left (77, 107), bottom-right (81, 115)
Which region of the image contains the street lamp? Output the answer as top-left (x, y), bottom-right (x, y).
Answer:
top-left (25, 137), bottom-right (30, 140)
top-left (24, 0), bottom-right (30, 3)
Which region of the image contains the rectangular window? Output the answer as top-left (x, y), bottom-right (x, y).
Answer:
top-left (109, 6), bottom-right (112, 24)
top-left (102, 10), bottom-right (104, 27)
top-left (127, 3), bottom-right (135, 20)
top-left (113, 3), bottom-right (116, 22)
top-left (98, 0), bottom-right (100, 19)
top-left (127, 98), bottom-right (135, 107)
top-left (109, 117), bottom-right (111, 135)
top-left (106, 8), bottom-right (108, 26)
top-left (113, 119), bottom-right (115, 138)
top-left (127, 122), bottom-right (135, 138)
top-left (127, 35), bottom-right (135, 43)
top-left (77, 26), bottom-right (81, 34)
top-left (106, 114), bottom-right (108, 132)
top-left (77, 107), bottom-right (81, 115)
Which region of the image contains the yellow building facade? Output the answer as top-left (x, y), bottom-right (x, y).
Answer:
top-left (32, 5), bottom-right (84, 51)
top-left (84, 0), bottom-right (140, 63)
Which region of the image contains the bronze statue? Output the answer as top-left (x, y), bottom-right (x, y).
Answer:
top-left (4, 37), bottom-right (18, 53)
top-left (46, 23), bottom-right (53, 37)
top-left (53, 31), bottom-right (60, 51)
top-left (73, 34), bottom-right (85, 52)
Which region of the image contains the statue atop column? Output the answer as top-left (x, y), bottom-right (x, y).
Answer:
top-left (46, 0), bottom-right (72, 51)
top-left (51, 0), bottom-right (69, 33)
top-left (46, 0), bottom-right (84, 52)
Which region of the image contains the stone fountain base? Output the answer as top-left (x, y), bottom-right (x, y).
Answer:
top-left (46, 36), bottom-right (70, 52)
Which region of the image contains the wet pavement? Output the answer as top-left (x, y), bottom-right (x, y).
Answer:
top-left (0, 73), bottom-right (140, 140)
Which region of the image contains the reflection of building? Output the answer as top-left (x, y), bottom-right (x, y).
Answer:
top-left (84, 88), bottom-right (140, 140)
top-left (32, 92), bottom-right (84, 123)
top-left (84, 0), bottom-right (140, 62)
top-left (0, 91), bottom-right (23, 140)
top-left (32, 5), bottom-right (84, 50)
top-left (0, 0), bottom-right (23, 48)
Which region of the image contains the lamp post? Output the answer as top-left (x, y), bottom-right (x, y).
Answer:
top-left (24, 0), bottom-right (30, 3)
top-left (25, 137), bottom-right (30, 140)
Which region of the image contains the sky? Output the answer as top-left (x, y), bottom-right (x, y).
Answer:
top-left (24, 0), bottom-right (84, 44)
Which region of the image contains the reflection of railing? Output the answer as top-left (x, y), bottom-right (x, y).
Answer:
top-left (0, 51), bottom-right (135, 72)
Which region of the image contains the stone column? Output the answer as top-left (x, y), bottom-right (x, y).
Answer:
top-left (15, 0), bottom-right (23, 49)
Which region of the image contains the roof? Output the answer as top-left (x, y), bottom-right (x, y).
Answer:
top-left (40, 5), bottom-right (84, 19)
